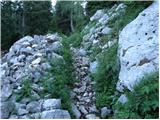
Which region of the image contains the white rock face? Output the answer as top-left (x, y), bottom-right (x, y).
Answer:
top-left (117, 2), bottom-right (159, 91)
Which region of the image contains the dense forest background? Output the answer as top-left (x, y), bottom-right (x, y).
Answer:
top-left (1, 1), bottom-right (151, 51)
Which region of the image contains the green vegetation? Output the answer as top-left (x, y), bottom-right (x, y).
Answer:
top-left (90, 2), bottom-right (153, 113)
top-left (39, 35), bottom-right (76, 118)
top-left (82, 21), bottom-right (97, 35)
top-left (113, 72), bottom-right (159, 119)
top-left (51, 1), bottom-right (88, 34)
top-left (92, 43), bottom-right (119, 109)
top-left (1, 1), bottom-right (52, 50)
top-left (100, 31), bottom-right (116, 45)
top-left (16, 78), bottom-right (32, 101)
top-left (89, 45), bottom-right (102, 62)
top-left (63, 31), bottom-right (83, 48)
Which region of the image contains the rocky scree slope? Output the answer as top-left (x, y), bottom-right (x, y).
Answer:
top-left (70, 1), bottom-right (159, 119)
top-left (70, 3), bottom-right (127, 119)
top-left (0, 1), bottom-right (159, 119)
top-left (0, 34), bottom-right (70, 119)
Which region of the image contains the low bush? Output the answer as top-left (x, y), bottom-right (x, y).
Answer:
top-left (113, 71), bottom-right (159, 119)
top-left (63, 31), bottom-right (83, 48)
top-left (92, 43), bottom-right (119, 109)
top-left (39, 36), bottom-right (76, 118)
top-left (89, 45), bottom-right (102, 62)
top-left (16, 77), bottom-right (32, 101)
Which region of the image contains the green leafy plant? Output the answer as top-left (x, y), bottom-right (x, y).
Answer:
top-left (113, 71), bottom-right (159, 119)
top-left (82, 21), bottom-right (97, 35)
top-left (39, 36), bottom-right (76, 118)
top-left (16, 77), bottom-right (32, 101)
top-left (92, 43), bottom-right (119, 109)
top-left (63, 31), bottom-right (83, 48)
top-left (89, 45), bottom-right (102, 62)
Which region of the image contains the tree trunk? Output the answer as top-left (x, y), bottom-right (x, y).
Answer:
top-left (22, 2), bottom-right (25, 37)
top-left (70, 11), bottom-right (75, 33)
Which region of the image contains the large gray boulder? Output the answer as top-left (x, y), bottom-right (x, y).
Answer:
top-left (43, 99), bottom-right (61, 110)
top-left (71, 103), bottom-right (81, 119)
top-left (90, 10), bottom-right (104, 21)
top-left (26, 101), bottom-right (41, 113)
top-left (1, 101), bottom-right (15, 119)
top-left (117, 2), bottom-right (159, 91)
top-left (1, 84), bottom-right (13, 101)
top-left (101, 107), bottom-right (111, 118)
top-left (101, 27), bottom-right (112, 35)
top-left (41, 109), bottom-right (71, 119)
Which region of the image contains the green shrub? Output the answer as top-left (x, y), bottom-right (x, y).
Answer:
top-left (82, 21), bottom-right (97, 35)
top-left (113, 71), bottom-right (159, 119)
top-left (39, 36), bottom-right (76, 118)
top-left (89, 45), bottom-right (102, 62)
top-left (92, 43), bottom-right (119, 109)
top-left (16, 78), bottom-right (32, 101)
top-left (63, 31), bottom-right (83, 48)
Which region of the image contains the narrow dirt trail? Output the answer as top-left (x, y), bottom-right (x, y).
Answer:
top-left (70, 47), bottom-right (100, 119)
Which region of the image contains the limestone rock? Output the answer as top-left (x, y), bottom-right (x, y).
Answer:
top-left (90, 10), bottom-right (104, 21)
top-left (17, 108), bottom-right (29, 116)
top-left (89, 105), bottom-right (98, 113)
top-left (46, 33), bottom-right (61, 43)
top-left (99, 14), bottom-right (109, 25)
top-left (117, 2), bottom-right (159, 91)
top-left (16, 36), bottom-right (34, 44)
top-left (9, 115), bottom-right (19, 119)
top-left (78, 48), bottom-right (87, 56)
top-left (1, 101), bottom-right (15, 119)
top-left (41, 109), bottom-right (71, 119)
top-left (101, 27), bottom-right (112, 35)
top-left (51, 41), bottom-right (63, 53)
top-left (118, 94), bottom-right (128, 104)
top-left (79, 105), bottom-right (88, 114)
top-left (43, 99), bottom-right (61, 110)
top-left (26, 101), bottom-right (41, 113)
top-left (31, 58), bottom-right (41, 65)
top-left (86, 114), bottom-right (99, 119)
top-left (1, 84), bottom-right (13, 101)
top-left (90, 61), bottom-right (98, 73)
top-left (41, 62), bottom-right (51, 70)
top-left (71, 103), bottom-right (81, 119)
top-left (101, 107), bottom-right (111, 118)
